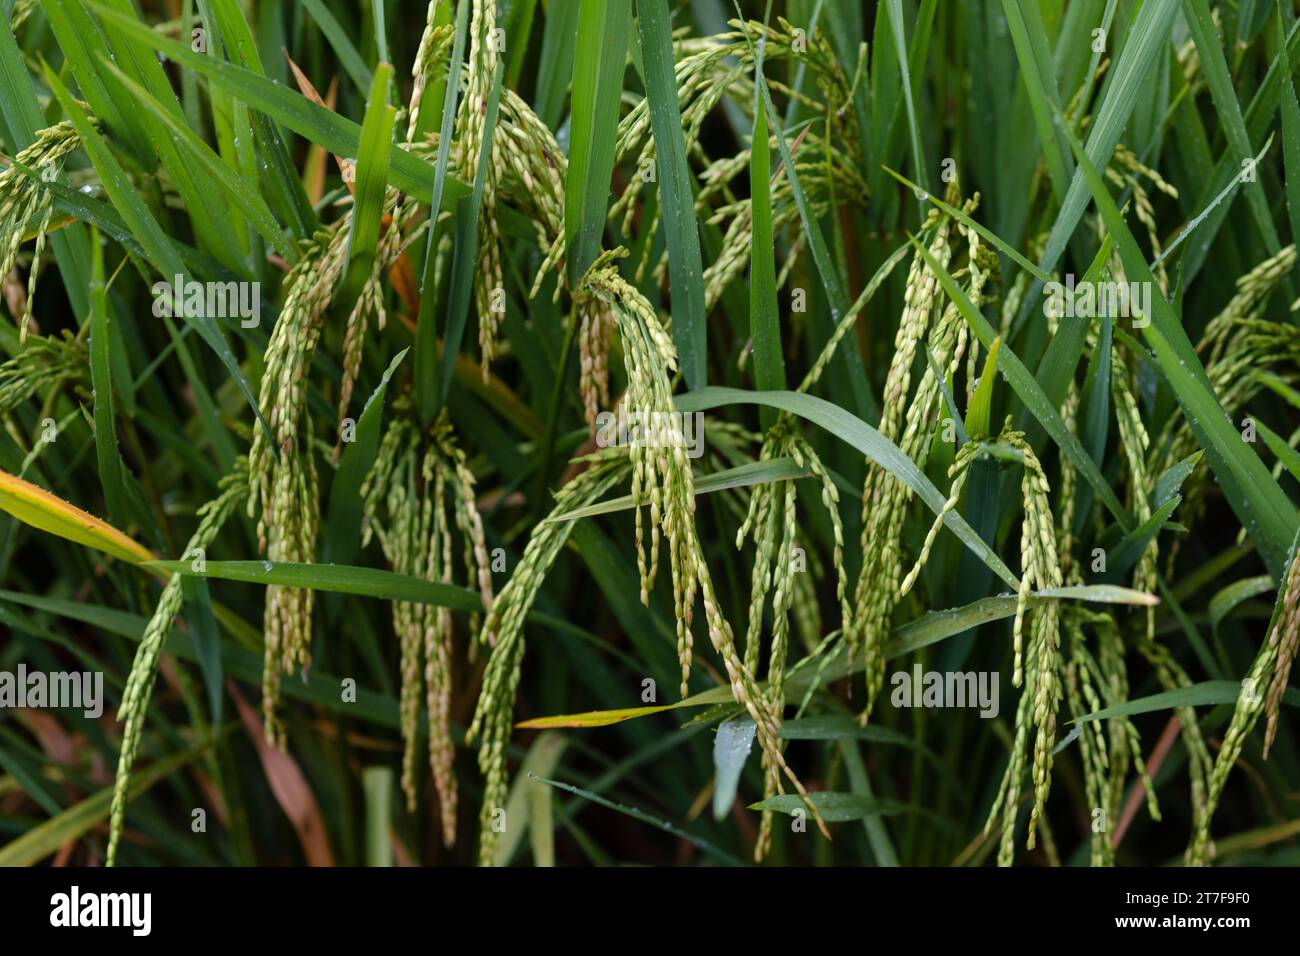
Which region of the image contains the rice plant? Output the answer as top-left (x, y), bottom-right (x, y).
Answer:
top-left (0, 0), bottom-right (1298, 870)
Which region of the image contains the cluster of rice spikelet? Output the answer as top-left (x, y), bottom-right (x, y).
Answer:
top-left (581, 251), bottom-right (694, 687)
top-left (0, 330), bottom-right (87, 415)
top-left (1263, 553), bottom-right (1300, 758)
top-left (361, 400), bottom-right (492, 845)
top-left (107, 462), bottom-right (247, 866)
top-left (1188, 537), bottom-right (1300, 865)
top-left (1110, 348), bottom-right (1159, 644)
top-left (614, 19), bottom-right (860, 290)
top-left (1106, 306), bottom-right (1218, 861)
top-left (984, 422), bottom-right (1063, 865)
top-left (577, 297), bottom-right (616, 433)
top-left (1106, 146), bottom-right (1178, 290)
top-left (1136, 249), bottom-right (1300, 861)
top-left (336, 194), bottom-right (414, 452)
top-left (1052, 360), bottom-right (1160, 867)
top-left (0, 121), bottom-right (84, 339)
top-left (852, 213), bottom-right (952, 714)
top-left (1105, 310), bottom-right (1221, 856)
top-left (467, 448), bottom-right (631, 864)
top-left (737, 413), bottom-right (850, 857)
top-left (247, 163), bottom-right (429, 743)
top-left (852, 187), bottom-right (989, 719)
top-left (247, 224), bottom-right (348, 745)
top-left (581, 249), bottom-right (829, 851)
top-left (1063, 608), bottom-right (1159, 866)
top-left (468, 244), bottom-right (836, 864)
top-left (500, 88), bottom-right (567, 263)
top-left (405, 2), bottom-right (455, 144)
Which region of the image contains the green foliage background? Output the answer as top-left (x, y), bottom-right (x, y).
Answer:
top-left (0, 0), bottom-right (1298, 867)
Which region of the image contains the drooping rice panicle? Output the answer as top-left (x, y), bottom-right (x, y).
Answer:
top-left (852, 187), bottom-right (986, 720)
top-left (361, 399), bottom-right (491, 845)
top-left (0, 331), bottom-right (87, 415)
top-left (1188, 537), bottom-right (1300, 865)
top-left (107, 461), bottom-right (247, 866)
top-left (467, 448), bottom-right (631, 864)
top-left (247, 225), bottom-right (347, 745)
top-left (996, 423), bottom-right (1063, 858)
top-left (335, 195), bottom-right (409, 455)
top-left (0, 121), bottom-right (84, 339)
top-left (579, 250), bottom-right (829, 852)
top-left (738, 412), bottom-right (851, 859)
top-left (406, 2), bottom-right (455, 145)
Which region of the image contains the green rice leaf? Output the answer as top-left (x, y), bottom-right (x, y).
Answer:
top-left (533, 773), bottom-right (744, 865)
top-left (747, 30), bottom-right (784, 429)
top-left (750, 791), bottom-right (908, 822)
top-left (1153, 451), bottom-right (1202, 510)
top-left (1208, 575), bottom-right (1274, 633)
top-left (1256, 418), bottom-right (1300, 483)
top-left (1027, 0), bottom-right (1179, 299)
top-left (199, 0), bottom-right (318, 238)
top-left (144, 560), bottom-right (487, 611)
top-left (885, 0), bottom-right (926, 197)
top-left (96, 59), bottom-right (297, 263)
top-left (437, 62), bottom-right (505, 411)
top-left (1278, 15), bottom-right (1300, 248)
top-left (965, 337), bottom-right (1000, 439)
top-left (1102, 495), bottom-right (1182, 583)
top-left (302, 0), bottom-right (373, 94)
top-left (637, 0), bottom-right (707, 390)
top-left (565, 0), bottom-right (631, 286)
top-left (180, 572), bottom-right (223, 730)
top-left (341, 64), bottom-right (396, 306)
top-left (1182, 0), bottom-right (1281, 260)
top-left (89, 4), bottom-right (467, 209)
top-left (415, 0), bottom-right (471, 422)
top-left (87, 225), bottom-right (128, 528)
top-left (1075, 681), bottom-right (1300, 723)
top-left (491, 732), bottom-right (568, 867)
top-left (1001, 0), bottom-right (1071, 201)
top-left (711, 715), bottom-right (756, 820)
top-left (533, 0), bottom-right (580, 132)
top-left (362, 766), bottom-right (393, 867)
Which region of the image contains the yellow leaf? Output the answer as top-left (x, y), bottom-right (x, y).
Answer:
top-left (516, 704), bottom-right (684, 729)
top-left (0, 468), bottom-right (153, 565)
top-left (515, 685), bottom-right (735, 729)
